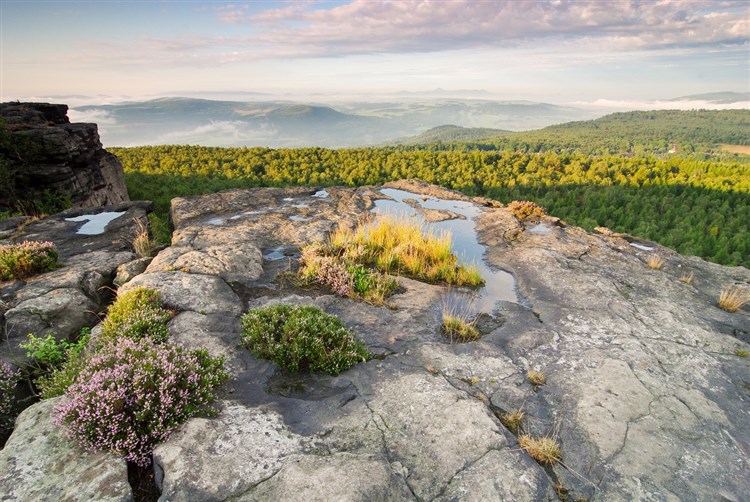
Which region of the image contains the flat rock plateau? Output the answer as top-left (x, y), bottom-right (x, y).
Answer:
top-left (1, 179), bottom-right (749, 501)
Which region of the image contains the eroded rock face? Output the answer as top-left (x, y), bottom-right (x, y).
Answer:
top-left (3, 181), bottom-right (747, 501)
top-left (0, 397), bottom-right (131, 501)
top-left (0, 102), bottom-right (129, 211)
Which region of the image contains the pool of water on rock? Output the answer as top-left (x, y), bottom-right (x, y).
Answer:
top-left (373, 188), bottom-right (518, 312)
top-left (64, 211), bottom-right (126, 235)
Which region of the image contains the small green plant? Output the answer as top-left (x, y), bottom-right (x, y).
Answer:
top-left (241, 304), bottom-right (370, 375)
top-left (518, 434), bottom-right (562, 465)
top-left (679, 271), bottom-right (694, 285)
top-left (1, 361), bottom-right (21, 438)
top-left (99, 288), bottom-right (172, 346)
top-left (0, 240), bottom-right (58, 281)
top-left (718, 284), bottom-right (750, 313)
top-left (526, 369), bottom-right (546, 386)
top-left (735, 349), bottom-right (749, 358)
top-left (498, 409), bottom-right (525, 434)
top-left (21, 329), bottom-right (92, 398)
top-left (647, 254), bottom-right (664, 270)
top-left (54, 337), bottom-right (228, 466)
top-left (507, 200), bottom-right (546, 220)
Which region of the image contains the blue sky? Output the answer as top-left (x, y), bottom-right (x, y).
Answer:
top-left (1, 0), bottom-right (748, 105)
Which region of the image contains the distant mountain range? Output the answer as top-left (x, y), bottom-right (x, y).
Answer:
top-left (68, 92), bottom-right (749, 148)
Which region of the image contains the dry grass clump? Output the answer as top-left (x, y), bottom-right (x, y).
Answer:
top-left (130, 218), bottom-right (158, 258)
top-left (440, 291), bottom-right (480, 343)
top-left (443, 315), bottom-right (480, 342)
top-left (718, 284), bottom-right (750, 313)
top-left (518, 434), bottom-right (562, 465)
top-left (647, 254), bottom-right (664, 270)
top-left (679, 271), bottom-right (694, 285)
top-left (507, 200), bottom-right (546, 220)
top-left (735, 349), bottom-right (749, 358)
top-left (499, 409), bottom-right (525, 433)
top-left (526, 369), bottom-right (546, 386)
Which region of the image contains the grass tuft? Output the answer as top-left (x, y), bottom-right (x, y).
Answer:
top-left (647, 254), bottom-right (664, 270)
top-left (526, 369), bottom-right (546, 386)
top-left (499, 409), bottom-right (525, 433)
top-left (440, 292), bottom-right (480, 343)
top-left (735, 349), bottom-right (749, 358)
top-left (130, 218), bottom-right (158, 258)
top-left (718, 284), bottom-right (750, 313)
top-left (518, 434), bottom-right (562, 465)
top-left (679, 271), bottom-right (694, 285)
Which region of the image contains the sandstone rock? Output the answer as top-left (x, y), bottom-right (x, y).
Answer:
top-left (113, 257), bottom-right (152, 287)
top-left (0, 397), bottom-right (131, 501)
top-left (0, 102), bottom-right (129, 211)
top-left (118, 271), bottom-right (242, 316)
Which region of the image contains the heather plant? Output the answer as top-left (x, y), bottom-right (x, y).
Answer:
top-left (507, 200), bottom-right (546, 221)
top-left (0, 240), bottom-right (58, 281)
top-left (241, 304), bottom-right (370, 375)
top-left (1, 361), bottom-right (20, 438)
top-left (54, 337), bottom-right (228, 466)
top-left (98, 288), bottom-right (171, 346)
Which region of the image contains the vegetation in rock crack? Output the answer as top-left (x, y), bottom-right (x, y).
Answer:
top-left (718, 284), bottom-right (750, 313)
top-left (21, 329), bottom-right (91, 398)
top-left (507, 200), bottom-right (546, 220)
top-left (99, 288), bottom-right (172, 347)
top-left (0, 241), bottom-right (58, 281)
top-left (299, 244), bottom-right (398, 305)
top-left (735, 349), bottom-right (749, 358)
top-left (518, 434), bottom-right (562, 465)
top-left (301, 216), bottom-right (483, 296)
top-left (498, 409), bottom-right (525, 434)
top-left (679, 271), bottom-right (695, 285)
top-left (54, 337), bottom-right (228, 467)
top-left (241, 304), bottom-right (370, 375)
top-left (526, 369), bottom-right (547, 386)
top-left (440, 292), bottom-right (480, 343)
top-left (130, 218), bottom-right (159, 258)
top-left (0, 361), bottom-right (21, 440)
top-left (647, 254), bottom-right (665, 270)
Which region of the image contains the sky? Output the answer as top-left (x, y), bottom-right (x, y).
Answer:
top-left (1, 0), bottom-right (749, 106)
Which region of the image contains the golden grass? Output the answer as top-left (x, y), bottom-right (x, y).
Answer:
top-left (720, 144), bottom-right (750, 155)
top-left (718, 284), bottom-right (750, 313)
top-left (441, 291), bottom-right (480, 343)
top-left (647, 254), bottom-right (664, 270)
top-left (499, 409), bottom-right (525, 433)
top-left (442, 315), bottom-right (480, 342)
top-left (679, 271), bottom-right (694, 285)
top-left (131, 218), bottom-right (158, 258)
top-left (526, 369), bottom-right (546, 386)
top-left (735, 349), bottom-right (749, 358)
top-left (518, 434), bottom-right (562, 465)
top-left (329, 215), bottom-right (483, 286)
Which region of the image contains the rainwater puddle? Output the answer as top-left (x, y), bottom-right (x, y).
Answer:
top-left (630, 243), bottom-right (655, 252)
top-left (263, 246), bottom-right (287, 261)
top-left (207, 217), bottom-right (224, 226)
top-left (289, 215), bottom-right (312, 222)
top-left (65, 211), bottom-right (125, 235)
top-left (528, 223), bottom-right (552, 235)
top-left (312, 189), bottom-right (329, 198)
top-left (373, 188), bottom-right (519, 312)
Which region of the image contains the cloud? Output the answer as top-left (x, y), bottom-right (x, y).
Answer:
top-left (153, 120), bottom-right (279, 147)
top-left (570, 98), bottom-right (750, 112)
top-left (214, 0), bottom-right (750, 56)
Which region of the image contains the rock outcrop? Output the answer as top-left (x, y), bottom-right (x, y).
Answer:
top-left (2, 180), bottom-right (748, 501)
top-left (0, 102), bottom-right (129, 212)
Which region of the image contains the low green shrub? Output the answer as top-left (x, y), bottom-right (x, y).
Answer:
top-left (241, 304), bottom-right (370, 375)
top-left (99, 288), bottom-right (171, 346)
top-left (1, 361), bottom-right (20, 438)
top-left (54, 337), bottom-right (228, 466)
top-left (21, 330), bottom-right (92, 398)
top-left (0, 241), bottom-right (58, 281)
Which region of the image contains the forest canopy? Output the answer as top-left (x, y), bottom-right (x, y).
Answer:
top-left (112, 145), bottom-right (750, 269)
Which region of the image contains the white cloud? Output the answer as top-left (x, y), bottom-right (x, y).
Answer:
top-left (153, 120), bottom-right (279, 147)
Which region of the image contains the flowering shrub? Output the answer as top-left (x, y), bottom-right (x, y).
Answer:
top-left (0, 241), bottom-right (58, 281)
top-left (507, 201), bottom-right (546, 221)
top-left (54, 337), bottom-right (228, 466)
top-left (99, 288), bottom-right (171, 346)
top-left (241, 304), bottom-right (370, 375)
top-left (1, 361), bottom-right (20, 437)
